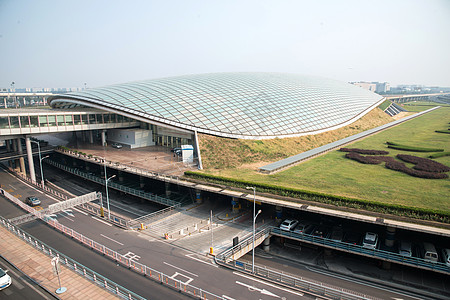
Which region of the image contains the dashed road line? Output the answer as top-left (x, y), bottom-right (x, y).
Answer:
top-left (233, 271), bottom-right (304, 297)
top-left (163, 261), bottom-right (198, 277)
top-left (91, 216), bottom-right (113, 226)
top-left (100, 234), bottom-right (124, 245)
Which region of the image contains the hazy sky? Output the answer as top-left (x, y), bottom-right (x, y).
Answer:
top-left (1, 0), bottom-right (449, 89)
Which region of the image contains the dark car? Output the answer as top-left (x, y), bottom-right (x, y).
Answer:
top-left (343, 231), bottom-right (361, 245)
top-left (312, 225), bottom-right (330, 238)
top-left (25, 196), bottom-right (41, 207)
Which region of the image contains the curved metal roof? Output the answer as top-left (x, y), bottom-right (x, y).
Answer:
top-left (48, 73), bottom-right (384, 139)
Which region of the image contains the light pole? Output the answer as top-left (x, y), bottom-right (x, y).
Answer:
top-left (105, 174), bottom-right (116, 220)
top-left (246, 186), bottom-right (261, 273)
top-left (31, 140), bottom-right (49, 188)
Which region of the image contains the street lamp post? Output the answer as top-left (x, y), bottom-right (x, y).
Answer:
top-left (246, 186), bottom-right (261, 274)
top-left (105, 174), bottom-right (116, 220)
top-left (31, 140), bottom-right (49, 188)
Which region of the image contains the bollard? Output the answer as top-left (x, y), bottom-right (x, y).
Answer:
top-left (140, 223), bottom-right (144, 230)
top-left (210, 247), bottom-right (214, 255)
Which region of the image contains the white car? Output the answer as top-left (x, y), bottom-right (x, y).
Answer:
top-left (0, 268), bottom-right (12, 290)
top-left (362, 232), bottom-right (378, 249)
top-left (111, 143), bottom-right (123, 149)
top-left (279, 219), bottom-right (299, 231)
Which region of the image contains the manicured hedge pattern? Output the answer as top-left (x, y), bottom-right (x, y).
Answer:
top-left (397, 154), bottom-right (450, 173)
top-left (344, 152), bottom-right (394, 164)
top-left (386, 142), bottom-right (444, 152)
top-left (184, 171), bottom-right (450, 223)
top-left (340, 148), bottom-right (389, 155)
top-left (385, 160), bottom-right (448, 179)
top-left (429, 152), bottom-right (450, 159)
top-left (435, 130), bottom-right (450, 134)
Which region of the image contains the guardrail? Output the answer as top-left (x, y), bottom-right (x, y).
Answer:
top-left (46, 160), bottom-right (180, 207)
top-left (128, 204), bottom-right (181, 229)
top-left (270, 227), bottom-right (450, 274)
top-left (1, 190), bottom-right (224, 300)
top-left (56, 148), bottom-right (186, 182)
top-left (2, 165), bottom-right (130, 229)
top-left (0, 216), bottom-right (146, 300)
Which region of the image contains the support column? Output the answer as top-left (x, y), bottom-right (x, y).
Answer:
top-left (118, 170), bottom-right (124, 183)
top-left (275, 206), bottom-right (283, 224)
top-left (139, 176), bottom-right (145, 189)
top-left (385, 227), bottom-right (396, 248)
top-left (231, 197), bottom-right (240, 213)
top-left (165, 182), bottom-right (171, 198)
top-left (263, 236), bottom-right (270, 252)
top-left (89, 130), bottom-right (94, 144)
top-left (6, 139), bottom-right (11, 152)
top-left (17, 138), bottom-right (26, 176)
top-left (195, 189), bottom-right (202, 204)
top-left (25, 136), bottom-right (36, 183)
top-left (101, 130), bottom-right (107, 146)
top-left (13, 139), bottom-right (20, 172)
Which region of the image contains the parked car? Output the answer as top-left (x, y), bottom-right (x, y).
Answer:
top-left (362, 232), bottom-right (378, 249)
top-left (422, 242), bottom-right (438, 262)
top-left (279, 219), bottom-right (299, 231)
top-left (343, 231), bottom-right (361, 245)
top-left (398, 240), bottom-right (413, 257)
top-left (111, 143), bottom-right (122, 149)
top-left (292, 222), bottom-right (314, 234)
top-left (312, 225), bottom-right (330, 238)
top-left (442, 248), bottom-right (450, 267)
top-left (330, 226), bottom-right (344, 242)
top-left (25, 196), bottom-right (41, 207)
top-left (0, 268), bottom-right (11, 290)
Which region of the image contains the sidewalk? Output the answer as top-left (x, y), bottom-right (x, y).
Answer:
top-left (0, 226), bottom-right (118, 299)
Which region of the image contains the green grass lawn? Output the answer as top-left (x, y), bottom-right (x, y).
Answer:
top-left (402, 101), bottom-right (450, 112)
top-left (199, 107), bottom-right (450, 212)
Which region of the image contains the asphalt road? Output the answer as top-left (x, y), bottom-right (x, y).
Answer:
top-left (0, 166), bottom-right (443, 300)
top-left (0, 256), bottom-right (57, 300)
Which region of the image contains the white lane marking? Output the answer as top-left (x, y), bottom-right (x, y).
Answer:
top-left (60, 214), bottom-right (74, 222)
top-left (8, 184), bottom-right (17, 190)
top-left (236, 281), bottom-right (280, 298)
top-left (163, 261), bottom-right (198, 277)
top-left (222, 295), bottom-right (236, 300)
top-left (123, 252), bottom-right (141, 261)
top-left (185, 253), bottom-right (218, 268)
top-left (305, 266), bottom-right (422, 300)
top-left (73, 207), bottom-right (88, 215)
top-left (233, 272), bottom-right (304, 297)
top-left (62, 209), bottom-right (74, 217)
top-left (170, 272), bottom-right (194, 285)
top-left (100, 234), bottom-right (124, 245)
top-left (91, 216), bottom-right (113, 226)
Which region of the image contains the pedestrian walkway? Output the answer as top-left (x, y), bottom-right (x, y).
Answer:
top-left (0, 226), bottom-right (118, 299)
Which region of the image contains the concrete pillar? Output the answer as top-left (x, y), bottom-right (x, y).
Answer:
top-left (139, 176), bottom-right (145, 188)
top-left (275, 206), bottom-right (283, 224)
top-left (12, 139), bottom-right (18, 152)
top-left (6, 139), bottom-right (11, 152)
top-left (101, 130), bottom-right (107, 146)
top-left (195, 189), bottom-right (201, 203)
top-left (89, 130), bottom-right (94, 144)
top-left (17, 138), bottom-right (26, 176)
top-left (231, 197), bottom-right (240, 213)
top-left (385, 227), bottom-right (396, 248)
top-left (118, 171), bottom-right (124, 183)
top-left (165, 182), bottom-right (172, 197)
top-left (25, 136), bottom-right (36, 183)
top-left (263, 236), bottom-right (270, 252)
top-left (381, 261), bottom-right (391, 270)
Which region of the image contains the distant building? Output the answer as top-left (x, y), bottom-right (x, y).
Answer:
top-left (352, 82), bottom-right (377, 92)
top-left (352, 81), bottom-right (390, 93)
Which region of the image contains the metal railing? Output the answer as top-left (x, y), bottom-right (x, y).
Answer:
top-left (1, 190), bottom-right (224, 300)
top-left (0, 216), bottom-right (145, 300)
top-left (46, 160), bottom-right (180, 207)
top-left (2, 165), bottom-right (130, 229)
top-left (270, 227), bottom-right (450, 274)
top-left (128, 204), bottom-right (181, 229)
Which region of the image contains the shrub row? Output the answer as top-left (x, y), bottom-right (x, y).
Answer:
top-left (386, 143), bottom-right (444, 152)
top-left (385, 160), bottom-right (448, 179)
top-left (344, 152), bottom-right (394, 164)
top-left (397, 154), bottom-right (450, 173)
top-left (435, 130), bottom-right (450, 134)
top-left (429, 152), bottom-right (450, 159)
top-left (340, 148), bottom-right (389, 155)
top-left (184, 171), bottom-right (450, 223)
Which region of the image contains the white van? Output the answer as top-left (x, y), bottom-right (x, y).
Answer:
top-left (422, 242), bottom-right (438, 262)
top-left (442, 248), bottom-right (450, 267)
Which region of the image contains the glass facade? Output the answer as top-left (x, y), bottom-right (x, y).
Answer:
top-left (48, 73), bottom-right (384, 139)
